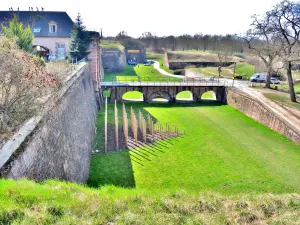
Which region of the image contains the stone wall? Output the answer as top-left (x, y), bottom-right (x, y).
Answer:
top-left (102, 49), bottom-right (126, 73)
top-left (0, 63), bottom-right (98, 183)
top-left (227, 88), bottom-right (300, 145)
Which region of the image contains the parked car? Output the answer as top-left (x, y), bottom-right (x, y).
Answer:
top-left (250, 73), bottom-right (280, 84)
top-left (128, 60), bottom-right (137, 66)
top-left (250, 73), bottom-right (267, 83)
top-left (143, 61), bottom-right (151, 66)
top-left (270, 77), bottom-right (280, 84)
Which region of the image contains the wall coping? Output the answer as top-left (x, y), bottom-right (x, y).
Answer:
top-left (0, 63), bottom-right (87, 169)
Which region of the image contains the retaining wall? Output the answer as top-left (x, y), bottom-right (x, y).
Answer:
top-left (102, 49), bottom-right (126, 73)
top-left (227, 88), bottom-right (300, 145)
top-left (0, 63), bottom-right (98, 183)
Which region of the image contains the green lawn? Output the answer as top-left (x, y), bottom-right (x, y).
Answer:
top-left (100, 41), bottom-right (124, 51)
top-left (190, 62), bottom-right (254, 79)
top-left (1, 102), bottom-right (300, 224)
top-left (104, 64), bottom-right (180, 82)
top-left (274, 83), bottom-right (300, 94)
top-left (176, 91), bottom-right (192, 99)
top-left (122, 91), bottom-right (143, 100)
top-left (1, 179), bottom-right (300, 224)
top-left (89, 102), bottom-right (300, 194)
top-left (263, 93), bottom-right (300, 110)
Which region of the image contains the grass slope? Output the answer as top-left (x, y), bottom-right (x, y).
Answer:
top-left (168, 50), bottom-right (242, 63)
top-left (104, 64), bottom-right (180, 82)
top-left (90, 103), bottom-right (300, 194)
top-left (1, 179), bottom-right (300, 224)
top-left (1, 103), bottom-right (300, 224)
top-left (100, 41), bottom-right (124, 51)
top-left (263, 93), bottom-right (300, 110)
top-left (190, 62), bottom-right (254, 78)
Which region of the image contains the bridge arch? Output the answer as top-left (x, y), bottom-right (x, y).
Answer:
top-left (148, 91), bottom-right (172, 103)
top-left (122, 91), bottom-right (144, 102)
top-left (176, 91), bottom-right (194, 102)
top-left (201, 91), bottom-right (217, 101)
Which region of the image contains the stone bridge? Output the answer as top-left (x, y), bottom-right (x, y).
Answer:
top-left (102, 82), bottom-right (227, 103)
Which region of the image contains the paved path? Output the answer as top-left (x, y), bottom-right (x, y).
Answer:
top-left (153, 61), bottom-right (184, 78)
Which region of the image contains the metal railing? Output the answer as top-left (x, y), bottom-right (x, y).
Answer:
top-left (102, 76), bottom-right (229, 87)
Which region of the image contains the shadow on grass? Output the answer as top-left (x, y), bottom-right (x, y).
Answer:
top-left (89, 101), bottom-right (224, 188)
top-left (87, 150), bottom-right (135, 188)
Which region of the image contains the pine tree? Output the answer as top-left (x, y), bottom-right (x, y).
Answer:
top-left (1, 14), bottom-right (34, 52)
top-left (68, 13), bottom-right (91, 61)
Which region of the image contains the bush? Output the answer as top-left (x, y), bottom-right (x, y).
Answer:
top-left (0, 36), bottom-right (60, 139)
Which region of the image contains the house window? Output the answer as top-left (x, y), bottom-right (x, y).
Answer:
top-left (49, 24), bottom-right (56, 33)
top-left (33, 27), bottom-right (41, 33)
top-left (49, 22), bottom-right (57, 33)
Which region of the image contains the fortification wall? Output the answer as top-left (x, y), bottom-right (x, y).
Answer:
top-left (102, 49), bottom-right (126, 73)
top-left (227, 88), bottom-right (300, 145)
top-left (0, 63), bottom-right (98, 183)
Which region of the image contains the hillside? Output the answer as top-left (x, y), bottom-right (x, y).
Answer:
top-left (168, 50), bottom-right (243, 63)
top-left (100, 41), bottom-right (125, 51)
top-left (1, 179), bottom-right (300, 224)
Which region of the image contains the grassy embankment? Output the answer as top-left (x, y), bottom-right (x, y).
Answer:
top-left (100, 41), bottom-right (125, 51)
top-left (263, 93), bottom-right (300, 110)
top-left (189, 62), bottom-right (255, 79)
top-left (1, 103), bottom-right (300, 224)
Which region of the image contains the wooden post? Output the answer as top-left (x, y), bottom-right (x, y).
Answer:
top-left (134, 113), bottom-right (138, 143)
top-left (142, 117), bottom-right (147, 143)
top-left (122, 104), bottom-right (128, 147)
top-left (148, 113), bottom-right (151, 131)
top-left (104, 97), bottom-right (108, 153)
top-left (114, 100), bottom-right (118, 151)
top-left (139, 111), bottom-right (142, 131)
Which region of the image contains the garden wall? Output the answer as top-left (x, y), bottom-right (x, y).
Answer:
top-left (0, 63), bottom-right (98, 183)
top-left (102, 49), bottom-right (126, 73)
top-left (227, 88), bottom-right (300, 145)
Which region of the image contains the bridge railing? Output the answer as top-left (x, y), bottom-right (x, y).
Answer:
top-left (104, 76), bottom-right (230, 87)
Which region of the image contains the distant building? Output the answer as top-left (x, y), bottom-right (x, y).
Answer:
top-left (0, 11), bottom-right (74, 59)
top-left (125, 45), bottom-right (146, 63)
top-left (0, 10), bottom-right (103, 104)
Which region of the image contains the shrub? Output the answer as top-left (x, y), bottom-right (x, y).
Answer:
top-left (0, 36), bottom-right (60, 139)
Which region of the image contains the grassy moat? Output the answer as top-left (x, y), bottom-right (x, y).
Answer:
top-left (1, 102), bottom-right (300, 224)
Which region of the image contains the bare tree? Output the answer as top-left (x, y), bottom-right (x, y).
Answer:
top-left (242, 14), bottom-right (280, 88)
top-left (268, 0), bottom-right (300, 102)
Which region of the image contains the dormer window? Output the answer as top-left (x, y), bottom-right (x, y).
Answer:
top-left (49, 21), bottom-right (57, 33)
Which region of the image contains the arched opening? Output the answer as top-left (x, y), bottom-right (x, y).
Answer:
top-left (176, 91), bottom-right (194, 102)
top-left (149, 91), bottom-right (172, 103)
top-left (151, 97), bottom-right (169, 103)
top-left (33, 45), bottom-right (50, 59)
top-left (122, 91), bottom-right (144, 102)
top-left (201, 91), bottom-right (217, 101)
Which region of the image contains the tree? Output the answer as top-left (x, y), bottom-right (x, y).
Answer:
top-left (242, 14), bottom-right (280, 88)
top-left (1, 14), bottom-right (34, 52)
top-left (69, 13), bottom-right (91, 61)
top-left (268, 0), bottom-right (300, 102)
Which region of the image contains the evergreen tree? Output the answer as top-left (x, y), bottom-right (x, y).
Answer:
top-left (69, 13), bottom-right (91, 61)
top-left (1, 14), bottom-right (34, 52)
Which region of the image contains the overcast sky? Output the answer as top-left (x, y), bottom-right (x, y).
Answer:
top-left (2, 0), bottom-right (283, 37)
